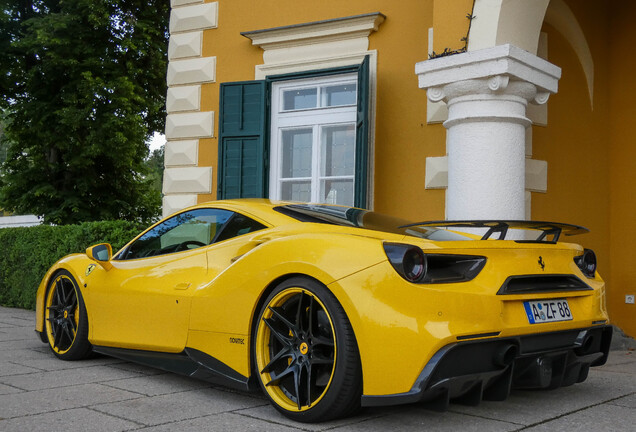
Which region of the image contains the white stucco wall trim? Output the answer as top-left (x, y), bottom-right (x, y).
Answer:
top-left (165, 139), bottom-right (199, 167)
top-left (164, 1), bottom-right (218, 217)
top-left (163, 194), bottom-right (199, 218)
top-left (169, 31), bottom-right (203, 60)
top-left (468, 0), bottom-right (550, 55)
top-left (169, 2), bottom-right (217, 34)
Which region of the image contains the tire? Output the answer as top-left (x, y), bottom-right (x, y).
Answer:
top-left (44, 270), bottom-right (92, 360)
top-left (253, 277), bottom-right (362, 422)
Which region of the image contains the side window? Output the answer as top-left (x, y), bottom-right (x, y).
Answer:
top-left (215, 213), bottom-right (266, 242)
top-left (122, 209), bottom-right (233, 259)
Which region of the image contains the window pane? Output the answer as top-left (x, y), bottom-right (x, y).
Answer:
top-left (322, 83), bottom-right (356, 107)
top-left (281, 181), bottom-right (311, 202)
top-left (282, 128), bottom-right (312, 178)
top-left (321, 125), bottom-right (355, 177)
top-left (283, 88), bottom-right (317, 110)
top-left (321, 179), bottom-right (354, 206)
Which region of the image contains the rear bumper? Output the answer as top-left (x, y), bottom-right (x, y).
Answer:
top-left (361, 325), bottom-right (612, 409)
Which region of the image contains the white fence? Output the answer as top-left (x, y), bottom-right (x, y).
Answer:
top-left (0, 215), bottom-right (42, 228)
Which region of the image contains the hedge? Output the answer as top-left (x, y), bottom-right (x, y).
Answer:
top-left (0, 220), bottom-right (145, 309)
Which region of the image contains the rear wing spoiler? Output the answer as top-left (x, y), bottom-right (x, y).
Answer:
top-left (398, 220), bottom-right (589, 243)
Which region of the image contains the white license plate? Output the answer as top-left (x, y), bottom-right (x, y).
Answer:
top-left (523, 299), bottom-right (573, 324)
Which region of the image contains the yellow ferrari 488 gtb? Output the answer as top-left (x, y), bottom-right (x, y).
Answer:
top-left (35, 199), bottom-right (611, 422)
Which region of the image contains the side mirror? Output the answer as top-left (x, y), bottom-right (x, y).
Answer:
top-left (86, 243), bottom-right (113, 270)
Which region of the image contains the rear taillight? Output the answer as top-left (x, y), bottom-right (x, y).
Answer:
top-left (574, 248), bottom-right (597, 278)
top-left (384, 243), bottom-right (486, 284)
top-left (384, 244), bottom-right (427, 282)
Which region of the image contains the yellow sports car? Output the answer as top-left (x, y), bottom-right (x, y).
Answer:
top-left (34, 199), bottom-right (612, 422)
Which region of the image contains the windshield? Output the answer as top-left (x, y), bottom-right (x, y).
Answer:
top-left (274, 204), bottom-right (469, 241)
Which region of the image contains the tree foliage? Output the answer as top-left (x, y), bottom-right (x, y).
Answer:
top-left (0, 115), bottom-right (6, 166)
top-left (144, 145), bottom-right (164, 197)
top-left (0, 0), bottom-right (169, 224)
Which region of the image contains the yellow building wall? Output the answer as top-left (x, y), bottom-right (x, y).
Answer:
top-left (432, 0), bottom-right (474, 55)
top-left (607, 2), bottom-right (636, 337)
top-left (533, 0), bottom-right (634, 336)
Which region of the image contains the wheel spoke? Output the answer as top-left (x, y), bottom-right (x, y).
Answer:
top-left (63, 286), bottom-right (75, 306)
top-left (305, 361), bottom-right (312, 408)
top-left (312, 335), bottom-right (334, 347)
top-left (263, 317), bottom-right (293, 346)
top-left (307, 296), bottom-right (315, 338)
top-left (293, 364), bottom-right (302, 410)
top-left (266, 363), bottom-right (298, 387)
top-left (260, 344), bottom-right (293, 374)
top-left (67, 314), bottom-right (77, 333)
top-left (54, 280), bottom-right (63, 306)
top-left (268, 306), bottom-right (297, 334)
top-left (62, 323), bottom-right (74, 345)
top-left (295, 292), bottom-right (304, 334)
top-left (53, 323), bottom-right (62, 348)
top-left (49, 319), bottom-right (58, 335)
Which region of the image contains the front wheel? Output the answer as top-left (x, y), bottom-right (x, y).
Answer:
top-left (253, 277), bottom-right (362, 422)
top-left (44, 270), bottom-right (92, 360)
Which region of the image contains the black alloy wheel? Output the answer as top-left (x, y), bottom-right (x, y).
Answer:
top-left (254, 277), bottom-right (362, 422)
top-left (44, 270), bottom-right (92, 360)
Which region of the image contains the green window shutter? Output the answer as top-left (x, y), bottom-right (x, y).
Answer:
top-left (355, 55), bottom-right (370, 209)
top-left (218, 81), bottom-right (268, 199)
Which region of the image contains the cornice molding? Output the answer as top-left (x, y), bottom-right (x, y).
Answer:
top-left (416, 44), bottom-right (561, 95)
top-left (242, 12), bottom-right (385, 50)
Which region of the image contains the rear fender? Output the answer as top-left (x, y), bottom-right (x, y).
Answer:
top-left (190, 232), bottom-right (386, 331)
top-left (185, 233), bottom-right (387, 378)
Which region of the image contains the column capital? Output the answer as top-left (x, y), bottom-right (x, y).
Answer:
top-left (416, 44), bottom-right (561, 102)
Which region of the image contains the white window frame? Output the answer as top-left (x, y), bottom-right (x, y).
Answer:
top-left (269, 73), bottom-right (358, 204)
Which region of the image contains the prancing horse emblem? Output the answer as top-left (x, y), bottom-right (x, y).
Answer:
top-left (86, 264), bottom-right (96, 276)
top-left (538, 256), bottom-right (545, 271)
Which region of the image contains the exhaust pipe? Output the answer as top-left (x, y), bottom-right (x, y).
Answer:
top-left (574, 330), bottom-right (595, 355)
top-left (494, 344), bottom-right (518, 367)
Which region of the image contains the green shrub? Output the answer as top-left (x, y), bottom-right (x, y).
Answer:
top-left (0, 221), bottom-right (144, 309)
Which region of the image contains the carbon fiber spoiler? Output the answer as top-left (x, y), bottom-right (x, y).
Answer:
top-left (398, 220), bottom-right (589, 243)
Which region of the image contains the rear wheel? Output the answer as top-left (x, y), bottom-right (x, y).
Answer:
top-left (254, 277), bottom-right (362, 422)
top-left (44, 270), bottom-right (92, 360)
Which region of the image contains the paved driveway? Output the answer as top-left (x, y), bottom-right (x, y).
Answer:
top-left (1, 306), bottom-right (634, 431)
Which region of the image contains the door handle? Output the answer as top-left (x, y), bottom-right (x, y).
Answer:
top-left (175, 282), bottom-right (191, 290)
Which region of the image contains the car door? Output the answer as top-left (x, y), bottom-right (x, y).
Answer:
top-left (86, 208), bottom-right (233, 352)
top-left (187, 211), bottom-right (270, 333)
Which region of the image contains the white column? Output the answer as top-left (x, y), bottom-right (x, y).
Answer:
top-left (415, 44), bottom-right (561, 220)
